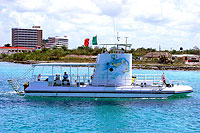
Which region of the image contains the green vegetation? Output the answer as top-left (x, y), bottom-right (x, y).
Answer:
top-left (0, 45), bottom-right (199, 64)
top-left (1, 46), bottom-right (102, 62)
top-left (130, 47), bottom-right (156, 57)
top-left (130, 46), bottom-right (200, 57)
top-left (171, 46), bottom-right (200, 55)
top-left (4, 43), bottom-right (11, 47)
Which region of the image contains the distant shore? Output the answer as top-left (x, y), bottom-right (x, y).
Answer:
top-left (1, 60), bottom-right (200, 71)
top-left (132, 64), bottom-right (200, 71)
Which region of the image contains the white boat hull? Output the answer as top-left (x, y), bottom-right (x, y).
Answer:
top-left (24, 83), bottom-right (192, 98)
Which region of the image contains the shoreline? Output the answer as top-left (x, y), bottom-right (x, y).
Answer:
top-left (132, 64), bottom-right (200, 71)
top-left (1, 60), bottom-right (200, 71)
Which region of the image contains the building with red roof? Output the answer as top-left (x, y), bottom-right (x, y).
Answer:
top-left (0, 47), bottom-right (35, 55)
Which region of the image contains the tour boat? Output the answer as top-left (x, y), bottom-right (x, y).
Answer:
top-left (8, 44), bottom-right (193, 98)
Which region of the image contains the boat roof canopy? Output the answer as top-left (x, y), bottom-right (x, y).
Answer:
top-left (32, 63), bottom-right (97, 67)
top-left (99, 43), bottom-right (132, 47)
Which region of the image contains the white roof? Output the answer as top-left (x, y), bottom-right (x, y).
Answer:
top-left (32, 63), bottom-right (96, 66)
top-left (48, 36), bottom-right (68, 39)
top-left (172, 54), bottom-right (199, 57)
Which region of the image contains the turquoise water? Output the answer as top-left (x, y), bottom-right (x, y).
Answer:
top-left (0, 62), bottom-right (200, 132)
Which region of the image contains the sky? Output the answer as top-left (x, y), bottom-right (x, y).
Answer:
top-left (0, 0), bottom-right (200, 50)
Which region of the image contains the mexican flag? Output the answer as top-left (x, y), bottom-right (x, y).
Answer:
top-left (92, 36), bottom-right (97, 45)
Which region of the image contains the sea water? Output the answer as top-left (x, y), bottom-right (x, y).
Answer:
top-left (0, 62), bottom-right (200, 132)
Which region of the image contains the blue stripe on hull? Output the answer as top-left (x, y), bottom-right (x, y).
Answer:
top-left (25, 92), bottom-right (173, 98)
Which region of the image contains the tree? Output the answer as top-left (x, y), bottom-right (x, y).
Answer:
top-left (192, 46), bottom-right (200, 55)
top-left (180, 47), bottom-right (183, 51)
top-left (109, 46), bottom-right (117, 52)
top-left (4, 43), bottom-right (11, 47)
top-left (42, 39), bottom-right (48, 43)
top-left (61, 45), bottom-right (68, 51)
top-left (52, 46), bottom-right (58, 50)
top-left (91, 47), bottom-right (102, 55)
top-left (193, 46), bottom-right (199, 50)
top-left (41, 42), bottom-right (47, 52)
top-left (0, 53), bottom-right (8, 59)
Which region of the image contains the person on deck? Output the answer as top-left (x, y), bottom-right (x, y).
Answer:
top-left (162, 73), bottom-right (166, 85)
top-left (38, 74), bottom-right (41, 81)
top-left (63, 72), bottom-right (69, 81)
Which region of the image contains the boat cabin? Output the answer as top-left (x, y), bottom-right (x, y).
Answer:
top-left (32, 63), bottom-right (96, 87)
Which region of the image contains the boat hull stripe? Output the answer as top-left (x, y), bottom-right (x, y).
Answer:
top-left (25, 90), bottom-right (193, 94)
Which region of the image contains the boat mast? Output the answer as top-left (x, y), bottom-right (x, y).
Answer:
top-left (117, 32), bottom-right (120, 50)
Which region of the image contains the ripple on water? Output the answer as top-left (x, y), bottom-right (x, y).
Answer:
top-left (0, 62), bottom-right (200, 132)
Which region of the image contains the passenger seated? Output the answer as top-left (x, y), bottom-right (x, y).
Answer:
top-left (63, 72), bottom-right (69, 81)
top-left (48, 76), bottom-right (54, 86)
top-left (62, 72), bottom-right (70, 86)
top-left (56, 74), bottom-right (60, 80)
top-left (54, 74), bottom-right (61, 86)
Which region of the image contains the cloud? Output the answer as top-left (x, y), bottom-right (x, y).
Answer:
top-left (94, 0), bottom-right (124, 17)
top-left (135, 15), bottom-right (170, 25)
top-left (15, 0), bottom-right (45, 12)
top-left (9, 11), bottom-right (45, 27)
top-left (45, 0), bottom-right (100, 15)
top-left (0, 21), bottom-right (2, 31)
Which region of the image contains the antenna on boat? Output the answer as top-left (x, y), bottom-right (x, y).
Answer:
top-left (99, 18), bottom-right (132, 53)
top-left (112, 18), bottom-right (117, 44)
top-left (125, 37), bottom-right (128, 44)
top-left (117, 32), bottom-right (120, 42)
top-left (116, 32), bottom-right (120, 50)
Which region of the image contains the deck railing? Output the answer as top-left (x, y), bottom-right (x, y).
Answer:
top-left (133, 74), bottom-right (163, 87)
top-left (32, 74), bottom-right (183, 87)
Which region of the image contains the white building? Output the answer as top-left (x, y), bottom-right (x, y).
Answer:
top-left (0, 47), bottom-right (34, 55)
top-left (172, 54), bottom-right (200, 65)
top-left (46, 36), bottom-right (69, 49)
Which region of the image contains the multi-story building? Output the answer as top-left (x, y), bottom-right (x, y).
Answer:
top-left (12, 26), bottom-right (42, 48)
top-left (46, 36), bottom-right (69, 48)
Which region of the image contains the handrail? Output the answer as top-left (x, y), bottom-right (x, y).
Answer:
top-left (8, 79), bottom-right (21, 92)
top-left (31, 73), bottom-right (183, 87)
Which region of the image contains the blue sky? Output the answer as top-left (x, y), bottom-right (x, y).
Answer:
top-left (0, 0), bottom-right (200, 50)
